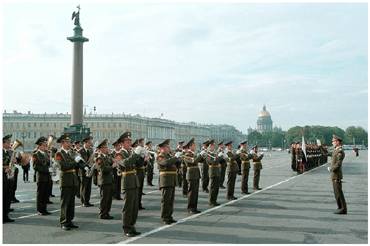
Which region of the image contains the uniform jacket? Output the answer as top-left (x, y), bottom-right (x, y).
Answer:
top-left (206, 150), bottom-right (220, 177)
top-left (157, 152), bottom-right (178, 188)
top-left (32, 150), bottom-right (51, 183)
top-left (329, 146), bottom-right (345, 180)
top-left (238, 148), bottom-right (252, 171)
top-left (78, 147), bottom-right (93, 177)
top-left (119, 148), bottom-right (139, 190)
top-left (55, 149), bottom-right (84, 187)
top-left (251, 152), bottom-right (263, 170)
top-left (183, 150), bottom-right (201, 180)
top-left (96, 154), bottom-right (113, 185)
top-left (226, 150), bottom-right (239, 173)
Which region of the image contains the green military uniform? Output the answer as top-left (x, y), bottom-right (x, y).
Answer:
top-left (182, 139), bottom-right (201, 213)
top-left (225, 143), bottom-right (238, 200)
top-left (55, 135), bottom-right (86, 230)
top-left (237, 147), bottom-right (252, 194)
top-left (251, 147), bottom-right (263, 190)
top-left (217, 141), bottom-right (226, 189)
top-left (199, 141), bottom-right (210, 193)
top-left (96, 150), bottom-right (114, 219)
top-left (79, 146), bottom-right (93, 206)
top-left (117, 132), bottom-right (141, 237)
top-left (328, 135), bottom-right (347, 214)
top-left (157, 139), bottom-right (178, 224)
top-left (32, 146), bottom-right (52, 214)
top-left (207, 148), bottom-right (220, 206)
top-left (111, 148), bottom-right (123, 200)
top-left (145, 142), bottom-right (155, 186)
top-left (181, 152), bottom-right (188, 197)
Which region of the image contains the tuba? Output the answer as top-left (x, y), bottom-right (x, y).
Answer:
top-left (7, 139), bottom-right (23, 179)
top-left (47, 135), bottom-right (55, 150)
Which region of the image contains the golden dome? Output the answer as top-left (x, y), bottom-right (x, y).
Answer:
top-left (258, 105), bottom-right (271, 118)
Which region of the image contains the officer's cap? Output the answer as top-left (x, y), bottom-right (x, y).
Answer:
top-left (57, 134), bottom-right (71, 143)
top-left (178, 141), bottom-right (184, 145)
top-left (138, 138), bottom-right (144, 143)
top-left (82, 136), bottom-right (93, 143)
top-left (97, 139), bottom-right (108, 149)
top-left (240, 140), bottom-right (247, 145)
top-left (218, 140), bottom-right (224, 146)
top-left (118, 131), bottom-right (132, 143)
top-left (158, 139), bottom-right (170, 148)
top-left (184, 138), bottom-right (195, 149)
top-left (112, 139), bottom-right (120, 146)
top-left (35, 136), bottom-right (48, 145)
top-left (145, 141), bottom-right (152, 146)
top-left (202, 140), bottom-right (210, 146)
top-left (3, 134), bottom-right (12, 143)
top-left (208, 139), bottom-right (215, 145)
top-left (131, 139), bottom-right (139, 148)
top-left (332, 135), bottom-right (343, 142)
top-left (225, 141), bottom-right (233, 146)
top-left (74, 140), bottom-right (81, 145)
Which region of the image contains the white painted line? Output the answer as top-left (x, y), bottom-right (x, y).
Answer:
top-left (118, 164), bottom-right (327, 244)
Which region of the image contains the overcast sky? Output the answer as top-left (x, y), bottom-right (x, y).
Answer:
top-left (2, 2), bottom-right (368, 133)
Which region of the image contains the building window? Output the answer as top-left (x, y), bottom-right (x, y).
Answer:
top-left (28, 123), bottom-right (31, 127)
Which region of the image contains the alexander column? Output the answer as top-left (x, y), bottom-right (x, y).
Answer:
top-left (64, 5), bottom-right (90, 141)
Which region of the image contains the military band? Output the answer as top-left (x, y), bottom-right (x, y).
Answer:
top-left (3, 129), bottom-right (347, 238)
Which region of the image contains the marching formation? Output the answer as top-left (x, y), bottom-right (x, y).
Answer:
top-left (2, 132), bottom-right (265, 236)
top-left (2, 132), bottom-right (347, 238)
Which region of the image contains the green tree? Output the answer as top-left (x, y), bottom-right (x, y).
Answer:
top-left (345, 126), bottom-right (368, 146)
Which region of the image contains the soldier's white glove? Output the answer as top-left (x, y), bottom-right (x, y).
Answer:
top-left (327, 167), bottom-right (331, 172)
top-left (48, 167), bottom-right (53, 173)
top-left (175, 152), bottom-right (182, 158)
top-left (74, 155), bottom-right (83, 163)
top-left (84, 166), bottom-right (90, 172)
top-left (260, 152), bottom-right (264, 156)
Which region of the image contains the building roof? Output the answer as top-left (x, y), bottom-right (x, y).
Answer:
top-left (258, 105), bottom-right (271, 118)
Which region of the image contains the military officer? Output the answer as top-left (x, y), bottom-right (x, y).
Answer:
top-left (145, 141), bottom-right (155, 186)
top-left (95, 139), bottom-right (114, 219)
top-left (111, 139), bottom-right (123, 200)
top-left (199, 140), bottom-right (210, 193)
top-left (207, 139), bottom-right (221, 207)
top-left (55, 134), bottom-right (87, 230)
top-left (73, 140), bottom-right (82, 199)
top-left (133, 138), bottom-right (147, 210)
top-left (328, 135), bottom-right (347, 214)
top-left (181, 144), bottom-right (189, 197)
top-left (217, 141), bottom-right (227, 189)
top-left (237, 141), bottom-right (252, 194)
top-left (78, 136), bottom-right (94, 207)
top-left (32, 136), bottom-right (52, 215)
top-left (3, 134), bottom-right (14, 223)
top-left (157, 139), bottom-right (179, 224)
top-left (225, 141), bottom-right (238, 200)
top-left (251, 145), bottom-right (264, 190)
top-left (117, 132), bottom-right (141, 237)
top-left (175, 141), bottom-right (184, 187)
top-left (182, 138), bottom-right (201, 214)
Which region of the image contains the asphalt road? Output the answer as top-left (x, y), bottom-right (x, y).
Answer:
top-left (3, 150), bottom-right (367, 244)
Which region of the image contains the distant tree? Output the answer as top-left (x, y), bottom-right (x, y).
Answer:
top-left (345, 126), bottom-right (368, 146)
top-left (247, 131), bottom-right (263, 146)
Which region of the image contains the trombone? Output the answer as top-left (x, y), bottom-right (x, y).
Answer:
top-left (7, 139), bottom-right (23, 179)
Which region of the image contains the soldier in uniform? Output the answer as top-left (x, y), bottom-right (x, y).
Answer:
top-left (157, 139), bottom-right (179, 224)
top-left (133, 138), bottom-right (147, 210)
top-left (3, 134), bottom-right (15, 223)
top-left (55, 134), bottom-right (87, 230)
top-left (176, 141), bottom-right (184, 188)
top-left (95, 139), bottom-right (114, 219)
top-left (328, 135), bottom-right (347, 214)
top-left (145, 141), bottom-right (155, 186)
top-left (224, 141), bottom-right (238, 200)
top-left (251, 145), bottom-right (264, 190)
top-left (117, 132), bottom-right (141, 237)
top-left (72, 140), bottom-right (82, 199)
top-left (182, 138), bottom-right (201, 214)
top-left (237, 141), bottom-right (252, 194)
top-left (217, 141), bottom-right (227, 189)
top-left (78, 136), bottom-right (94, 207)
top-left (207, 140), bottom-right (221, 207)
top-left (199, 140), bottom-right (210, 193)
top-left (111, 139), bottom-right (123, 200)
top-left (32, 136), bottom-right (52, 215)
top-left (180, 144), bottom-right (188, 197)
